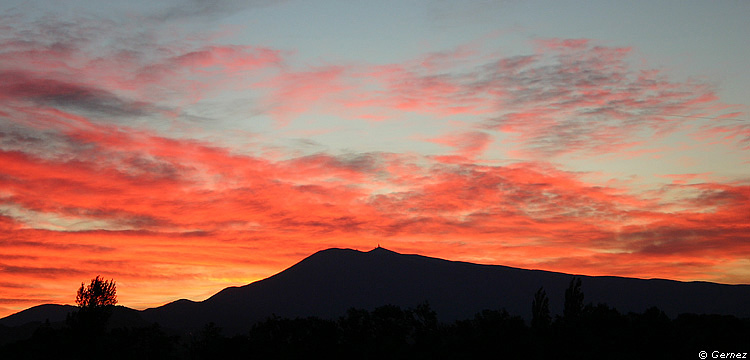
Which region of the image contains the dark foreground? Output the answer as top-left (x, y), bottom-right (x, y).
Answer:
top-left (1, 302), bottom-right (747, 360)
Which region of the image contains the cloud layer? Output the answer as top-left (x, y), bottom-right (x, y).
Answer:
top-left (0, 12), bottom-right (748, 317)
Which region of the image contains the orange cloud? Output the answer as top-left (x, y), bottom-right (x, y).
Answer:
top-left (1, 17), bottom-right (748, 319)
top-left (2, 118), bottom-right (749, 316)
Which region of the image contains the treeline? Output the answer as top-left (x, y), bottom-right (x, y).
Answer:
top-left (1, 279), bottom-right (748, 359)
top-left (203, 303), bottom-right (749, 359)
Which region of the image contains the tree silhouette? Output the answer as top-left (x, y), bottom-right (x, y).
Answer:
top-left (69, 275), bottom-right (117, 334)
top-left (76, 276), bottom-right (117, 309)
top-left (563, 277), bottom-right (584, 320)
top-left (531, 286), bottom-right (551, 329)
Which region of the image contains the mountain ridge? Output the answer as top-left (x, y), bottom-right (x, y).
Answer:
top-left (2, 247), bottom-right (749, 336)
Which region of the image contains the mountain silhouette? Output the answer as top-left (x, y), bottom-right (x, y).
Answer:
top-left (140, 247), bottom-right (750, 334)
top-left (3, 247), bottom-right (749, 336)
top-left (0, 304), bottom-right (76, 328)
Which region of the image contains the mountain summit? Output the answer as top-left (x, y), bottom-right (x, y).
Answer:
top-left (139, 247), bottom-right (750, 334)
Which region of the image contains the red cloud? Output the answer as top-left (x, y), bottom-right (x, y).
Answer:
top-left (258, 66), bottom-right (351, 125)
top-left (1, 17), bottom-right (748, 318)
top-left (250, 38), bottom-right (747, 157)
top-left (2, 117), bottom-right (749, 316)
top-left (173, 46), bottom-right (282, 72)
top-left (428, 131), bottom-right (493, 160)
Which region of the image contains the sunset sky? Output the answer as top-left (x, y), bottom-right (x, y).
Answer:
top-left (1, 0), bottom-right (749, 317)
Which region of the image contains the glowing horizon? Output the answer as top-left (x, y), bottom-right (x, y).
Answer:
top-left (1, 0), bottom-right (748, 317)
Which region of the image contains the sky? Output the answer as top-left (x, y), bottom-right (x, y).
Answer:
top-left (0, 0), bottom-right (748, 317)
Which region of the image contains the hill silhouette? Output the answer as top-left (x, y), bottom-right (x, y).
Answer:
top-left (3, 247), bottom-right (749, 336)
top-left (0, 305), bottom-right (77, 328)
top-left (140, 247), bottom-right (750, 334)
